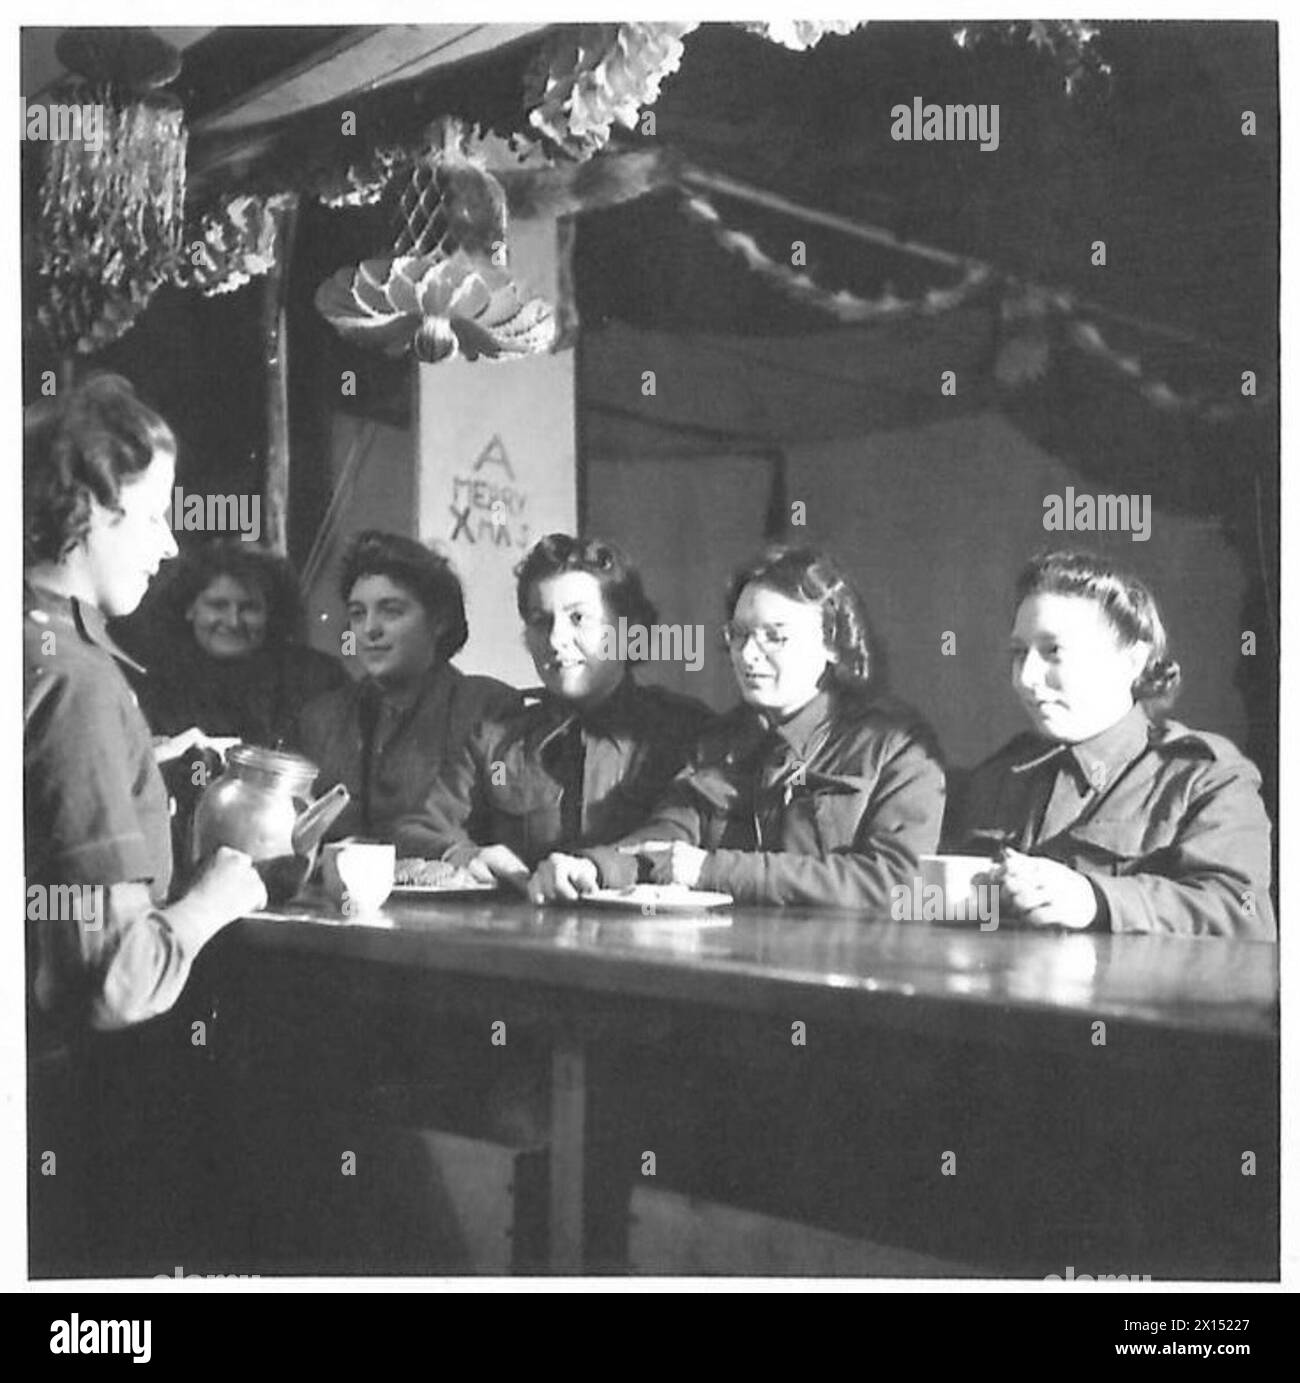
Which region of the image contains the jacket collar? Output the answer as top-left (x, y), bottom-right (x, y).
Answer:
top-left (769, 687), bottom-right (835, 761)
top-left (24, 580), bottom-right (146, 676)
top-left (360, 660), bottom-right (463, 712)
top-left (528, 673), bottom-right (641, 749)
top-left (1010, 702), bottom-right (1151, 788)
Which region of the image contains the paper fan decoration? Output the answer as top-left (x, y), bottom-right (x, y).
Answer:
top-left (315, 251), bottom-right (556, 364)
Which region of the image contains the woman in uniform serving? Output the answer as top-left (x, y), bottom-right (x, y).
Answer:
top-left (24, 374), bottom-right (266, 1273)
top-left (532, 544), bottom-right (945, 908)
top-left (944, 550), bottom-right (1275, 939)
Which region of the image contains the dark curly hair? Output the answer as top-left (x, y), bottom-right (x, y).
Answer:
top-left (339, 530), bottom-right (469, 661)
top-left (24, 373), bottom-right (176, 565)
top-left (155, 539), bottom-right (308, 652)
top-left (515, 534), bottom-right (658, 641)
top-left (725, 545), bottom-right (872, 682)
top-left (1014, 550), bottom-right (1181, 710)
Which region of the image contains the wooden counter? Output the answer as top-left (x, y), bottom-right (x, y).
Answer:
top-left (210, 897), bottom-right (1278, 1277)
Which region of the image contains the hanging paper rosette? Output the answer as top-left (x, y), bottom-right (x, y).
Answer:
top-left (176, 192), bottom-right (296, 297)
top-left (315, 251), bottom-right (556, 364)
top-left (736, 21), bottom-right (866, 51)
top-left (525, 22), bottom-right (697, 160)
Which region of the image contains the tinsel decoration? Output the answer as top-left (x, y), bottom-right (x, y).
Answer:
top-left (314, 251), bottom-right (556, 364)
top-left (677, 189), bottom-right (993, 323)
top-left (736, 21), bottom-right (866, 52)
top-left (29, 28), bottom-right (187, 356)
top-left (525, 22), bottom-right (697, 160)
top-left (176, 193), bottom-right (297, 297)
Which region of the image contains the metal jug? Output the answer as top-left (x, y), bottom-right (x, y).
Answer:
top-left (191, 744), bottom-right (349, 903)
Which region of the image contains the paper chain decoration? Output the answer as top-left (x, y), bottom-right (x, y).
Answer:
top-left (676, 187), bottom-right (994, 323)
top-left (679, 188), bottom-right (1269, 423)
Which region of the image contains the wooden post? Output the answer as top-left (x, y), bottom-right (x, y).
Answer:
top-left (261, 194), bottom-right (300, 557)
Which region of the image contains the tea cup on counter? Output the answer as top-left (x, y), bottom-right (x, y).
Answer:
top-left (321, 840), bottom-right (395, 916)
top-left (917, 853), bottom-right (999, 924)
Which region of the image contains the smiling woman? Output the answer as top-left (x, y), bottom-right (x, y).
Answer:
top-left (120, 539), bottom-right (346, 750)
top-left (292, 530), bottom-right (519, 843)
top-left (944, 551), bottom-right (1276, 939)
top-left (532, 543), bottom-right (945, 908)
top-left (393, 533), bottom-right (715, 888)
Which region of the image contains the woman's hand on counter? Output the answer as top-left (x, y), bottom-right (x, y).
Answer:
top-left (987, 849), bottom-right (1098, 929)
top-left (647, 842), bottom-right (708, 889)
top-left (529, 853), bottom-right (600, 904)
top-left (468, 844), bottom-right (532, 895)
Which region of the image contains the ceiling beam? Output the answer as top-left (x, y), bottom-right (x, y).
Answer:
top-left (192, 23), bottom-right (549, 135)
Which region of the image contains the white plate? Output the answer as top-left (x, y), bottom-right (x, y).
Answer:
top-left (582, 885), bottom-right (734, 913)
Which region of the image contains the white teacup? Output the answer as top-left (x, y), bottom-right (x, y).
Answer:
top-left (321, 841), bottom-right (395, 915)
top-left (917, 854), bottom-right (998, 924)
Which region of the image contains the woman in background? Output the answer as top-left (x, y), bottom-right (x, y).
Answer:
top-left (293, 530), bottom-right (518, 843)
top-left (394, 533), bottom-right (714, 887)
top-left (122, 538), bottom-right (345, 749)
top-left (944, 550), bottom-right (1275, 939)
top-left (532, 544), bottom-right (945, 908)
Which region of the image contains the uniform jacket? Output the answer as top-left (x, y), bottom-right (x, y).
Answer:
top-left (394, 676), bottom-right (715, 867)
top-left (24, 582), bottom-right (208, 1035)
top-left (584, 680), bottom-right (946, 909)
top-left (945, 704), bottom-right (1276, 940)
top-left (293, 662), bottom-right (519, 843)
top-left (126, 639), bottom-right (346, 747)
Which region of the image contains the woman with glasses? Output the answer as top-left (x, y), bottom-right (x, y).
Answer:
top-left (393, 533), bottom-right (715, 888)
top-left (944, 550), bottom-right (1275, 939)
top-left (531, 544), bottom-right (945, 909)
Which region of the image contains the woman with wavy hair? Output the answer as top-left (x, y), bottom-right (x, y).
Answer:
top-left (24, 373), bottom-right (266, 1274)
top-left (533, 543), bottom-right (945, 908)
top-left (944, 550), bottom-right (1275, 939)
top-left (294, 530), bottom-right (518, 843)
top-left (125, 538), bottom-right (345, 748)
top-left (394, 532), bottom-right (714, 888)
